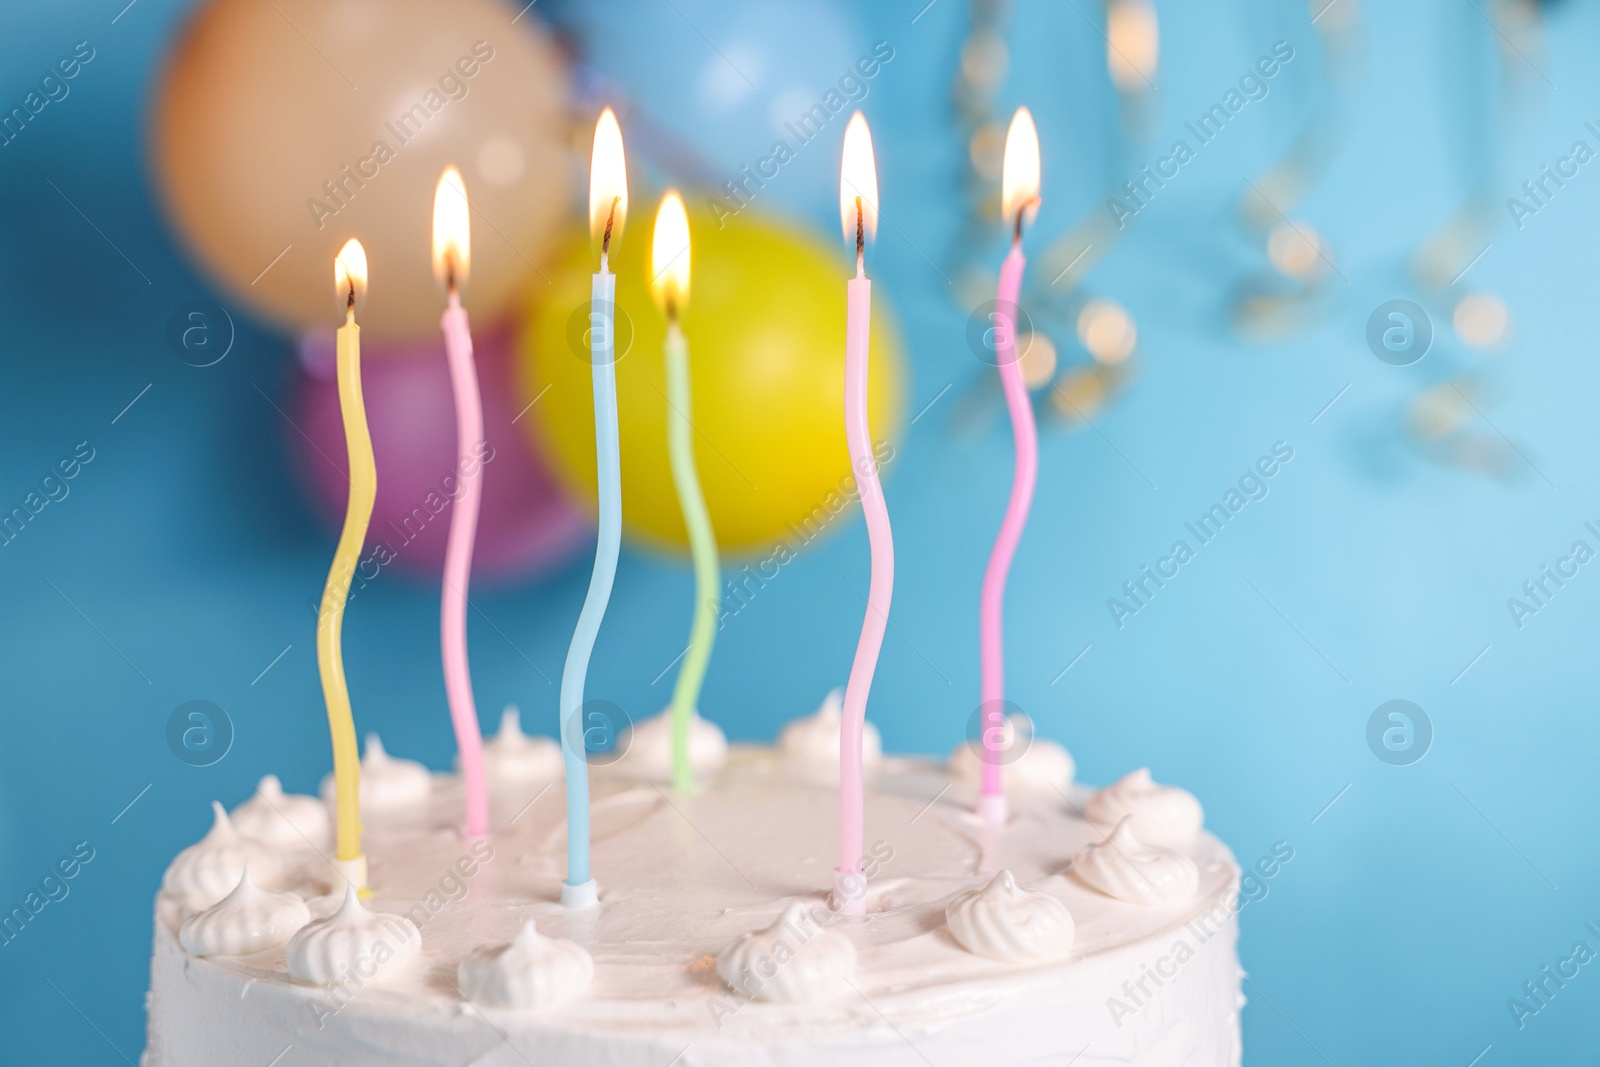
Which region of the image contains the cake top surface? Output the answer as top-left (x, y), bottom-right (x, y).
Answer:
top-left (155, 745), bottom-right (1239, 1045)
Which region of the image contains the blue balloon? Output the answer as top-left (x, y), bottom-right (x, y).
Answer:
top-left (544, 0), bottom-right (873, 231)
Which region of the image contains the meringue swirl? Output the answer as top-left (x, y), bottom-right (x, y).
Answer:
top-left (716, 901), bottom-right (856, 1003)
top-left (161, 802), bottom-right (280, 910)
top-left (230, 775), bottom-right (330, 849)
top-left (458, 920), bottom-right (594, 1009)
top-left (1070, 817), bottom-right (1200, 906)
top-left (286, 884), bottom-right (421, 986)
top-left (945, 870), bottom-right (1076, 964)
top-left (947, 714), bottom-right (1074, 794)
top-left (477, 706), bottom-right (563, 784)
top-left (1085, 768), bottom-right (1203, 846)
top-left (611, 708), bottom-right (727, 783)
top-left (319, 734), bottom-right (432, 815)
top-left (179, 864), bottom-right (310, 957)
top-left (779, 688), bottom-right (881, 785)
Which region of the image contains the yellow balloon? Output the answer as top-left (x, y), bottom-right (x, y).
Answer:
top-left (519, 213), bottom-right (905, 554)
top-left (151, 0), bottom-right (570, 341)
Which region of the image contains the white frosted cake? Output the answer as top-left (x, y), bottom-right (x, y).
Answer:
top-left (144, 706), bottom-right (1243, 1066)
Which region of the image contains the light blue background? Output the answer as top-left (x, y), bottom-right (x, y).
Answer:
top-left (1, 1), bottom-right (1597, 1064)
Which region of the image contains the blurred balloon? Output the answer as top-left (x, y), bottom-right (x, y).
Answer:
top-left (291, 319), bottom-right (589, 580)
top-left (151, 0), bottom-right (571, 341)
top-left (548, 0), bottom-right (865, 226)
top-left (518, 214), bottom-right (904, 554)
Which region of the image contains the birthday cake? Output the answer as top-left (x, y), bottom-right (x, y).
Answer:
top-left (143, 705), bottom-right (1244, 1066)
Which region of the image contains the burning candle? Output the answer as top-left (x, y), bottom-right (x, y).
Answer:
top-left (432, 166), bottom-right (489, 840)
top-left (978, 107), bottom-right (1042, 825)
top-left (319, 238), bottom-right (373, 892)
top-left (834, 112), bottom-right (894, 916)
top-left (650, 190), bottom-right (720, 794)
top-left (559, 108), bottom-right (628, 909)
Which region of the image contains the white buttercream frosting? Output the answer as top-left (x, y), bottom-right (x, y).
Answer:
top-left (948, 714), bottom-right (1075, 794)
top-left (178, 865), bottom-right (310, 957)
top-left (945, 870), bottom-right (1076, 964)
top-left (611, 708), bottom-right (727, 782)
top-left (230, 775), bottom-right (331, 848)
top-left (779, 688), bottom-right (881, 784)
top-left (457, 921), bottom-right (594, 1009)
top-left (146, 749), bottom-right (1246, 1067)
top-left (1070, 817), bottom-right (1200, 906)
top-left (1085, 768), bottom-right (1204, 846)
top-left (716, 901), bottom-right (857, 1003)
top-left (286, 884), bottom-right (421, 986)
top-left (319, 734), bottom-right (432, 815)
top-left (161, 803), bottom-right (280, 910)
top-left (476, 706), bottom-right (563, 784)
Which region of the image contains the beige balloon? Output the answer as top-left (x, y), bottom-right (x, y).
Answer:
top-left (151, 0), bottom-right (572, 341)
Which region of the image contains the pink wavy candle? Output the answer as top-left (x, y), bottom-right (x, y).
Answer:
top-left (977, 240), bottom-right (1036, 824)
top-left (836, 259), bottom-right (894, 917)
top-left (441, 293), bottom-right (489, 838)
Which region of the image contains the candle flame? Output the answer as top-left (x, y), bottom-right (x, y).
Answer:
top-left (589, 108), bottom-right (628, 257)
top-left (838, 111), bottom-right (878, 254)
top-left (333, 238), bottom-right (368, 316)
top-left (650, 190), bottom-right (691, 314)
top-left (1001, 107), bottom-right (1041, 233)
top-left (432, 166), bottom-right (471, 292)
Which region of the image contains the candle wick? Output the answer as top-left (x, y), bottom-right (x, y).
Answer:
top-left (855, 195), bottom-right (864, 262)
top-left (665, 292), bottom-right (678, 325)
top-left (1013, 205), bottom-right (1026, 244)
top-left (346, 282), bottom-right (357, 316)
top-left (602, 196), bottom-right (620, 257)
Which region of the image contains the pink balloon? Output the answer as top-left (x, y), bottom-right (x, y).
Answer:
top-left (289, 319), bottom-right (589, 582)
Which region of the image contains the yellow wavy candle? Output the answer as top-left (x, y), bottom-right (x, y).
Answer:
top-left (317, 305), bottom-right (374, 882)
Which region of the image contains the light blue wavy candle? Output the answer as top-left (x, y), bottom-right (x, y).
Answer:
top-left (560, 264), bottom-right (621, 892)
